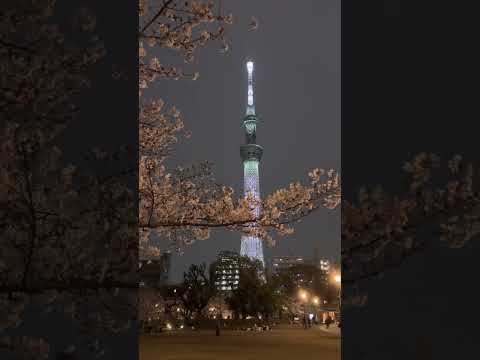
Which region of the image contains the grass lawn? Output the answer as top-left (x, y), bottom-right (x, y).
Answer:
top-left (140, 325), bottom-right (340, 360)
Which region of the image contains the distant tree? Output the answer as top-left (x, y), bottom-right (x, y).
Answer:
top-left (138, 287), bottom-right (164, 324)
top-left (271, 264), bottom-right (330, 300)
top-left (224, 256), bottom-right (281, 320)
top-left (176, 263), bottom-right (217, 319)
top-left (256, 283), bottom-right (282, 321)
top-left (225, 257), bottom-right (258, 319)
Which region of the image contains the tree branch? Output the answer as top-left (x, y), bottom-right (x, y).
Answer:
top-left (140, 0), bottom-right (175, 34)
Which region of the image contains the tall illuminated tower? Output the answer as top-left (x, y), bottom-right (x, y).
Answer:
top-left (239, 60), bottom-right (265, 267)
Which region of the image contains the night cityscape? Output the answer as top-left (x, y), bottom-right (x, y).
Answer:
top-left (139, 1), bottom-right (340, 358)
top-left (5, 0), bottom-right (478, 359)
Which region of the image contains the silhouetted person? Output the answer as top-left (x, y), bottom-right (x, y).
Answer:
top-left (325, 316), bottom-right (333, 329)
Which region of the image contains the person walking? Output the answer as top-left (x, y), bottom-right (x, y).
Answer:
top-left (325, 315), bottom-right (332, 329)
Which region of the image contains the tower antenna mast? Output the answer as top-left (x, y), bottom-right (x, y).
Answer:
top-left (246, 60), bottom-right (255, 116)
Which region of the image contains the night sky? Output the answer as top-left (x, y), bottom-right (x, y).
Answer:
top-left (153, 0), bottom-right (341, 281)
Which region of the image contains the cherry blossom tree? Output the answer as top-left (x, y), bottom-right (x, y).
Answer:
top-left (1, 1), bottom-right (137, 358)
top-left (342, 153), bottom-right (479, 305)
top-left (138, 287), bottom-right (165, 325)
top-left (138, 0), bottom-right (341, 258)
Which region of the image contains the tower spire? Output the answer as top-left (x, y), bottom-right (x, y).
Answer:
top-left (246, 60), bottom-right (255, 116)
top-left (243, 60), bottom-right (259, 145)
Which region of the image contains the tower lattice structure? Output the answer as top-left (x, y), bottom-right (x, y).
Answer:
top-left (239, 60), bottom-right (265, 267)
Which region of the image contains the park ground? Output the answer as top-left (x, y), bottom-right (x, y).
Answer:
top-left (140, 325), bottom-right (340, 360)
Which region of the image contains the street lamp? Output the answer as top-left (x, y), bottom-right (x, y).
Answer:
top-left (299, 289), bottom-right (308, 301)
top-left (298, 289), bottom-right (309, 329)
top-left (332, 273), bottom-right (341, 323)
top-left (312, 296), bottom-right (320, 325)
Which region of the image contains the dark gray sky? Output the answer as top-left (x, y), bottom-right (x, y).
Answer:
top-left (155, 0), bottom-right (340, 281)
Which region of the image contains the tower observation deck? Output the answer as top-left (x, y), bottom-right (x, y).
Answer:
top-left (239, 60), bottom-right (265, 267)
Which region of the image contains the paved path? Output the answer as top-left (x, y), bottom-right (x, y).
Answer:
top-left (140, 325), bottom-right (340, 360)
top-left (316, 324), bottom-right (341, 336)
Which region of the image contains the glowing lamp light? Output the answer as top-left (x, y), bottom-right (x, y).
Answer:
top-left (166, 323), bottom-right (172, 330)
top-left (334, 274), bottom-right (341, 283)
top-left (246, 61), bottom-right (254, 73)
